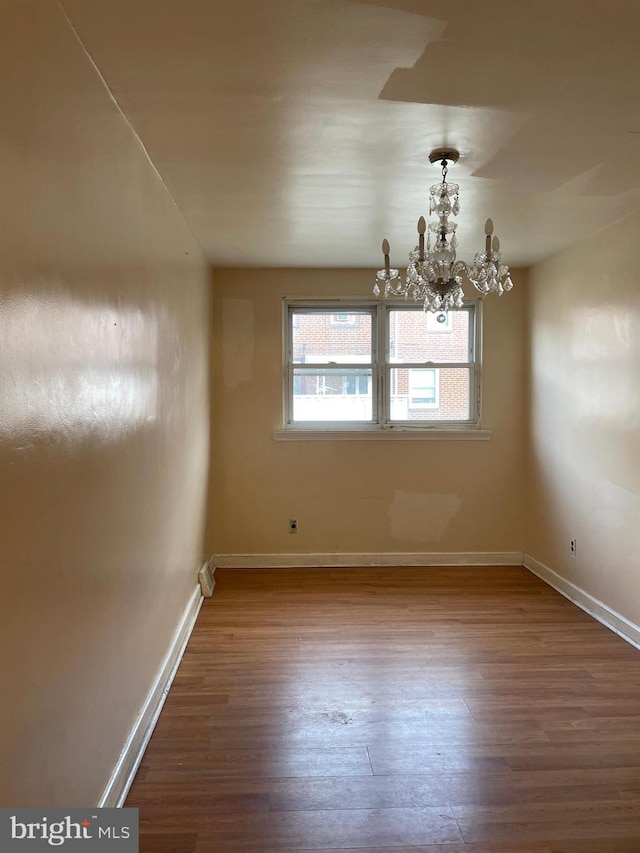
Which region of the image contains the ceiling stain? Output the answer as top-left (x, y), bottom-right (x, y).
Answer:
top-left (366, 0), bottom-right (640, 194)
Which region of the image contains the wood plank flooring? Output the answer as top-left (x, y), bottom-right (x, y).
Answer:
top-left (126, 566), bottom-right (640, 851)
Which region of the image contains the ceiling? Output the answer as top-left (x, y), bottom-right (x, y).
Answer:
top-left (61, 0), bottom-right (640, 268)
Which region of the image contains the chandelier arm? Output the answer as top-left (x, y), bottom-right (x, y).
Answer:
top-left (462, 263), bottom-right (488, 294)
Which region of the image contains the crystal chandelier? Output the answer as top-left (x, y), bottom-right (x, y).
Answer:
top-left (373, 149), bottom-right (513, 313)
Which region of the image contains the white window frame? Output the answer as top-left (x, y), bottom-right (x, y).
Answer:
top-left (282, 299), bottom-right (481, 432)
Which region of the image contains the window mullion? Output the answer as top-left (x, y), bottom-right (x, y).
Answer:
top-left (379, 304), bottom-right (388, 426)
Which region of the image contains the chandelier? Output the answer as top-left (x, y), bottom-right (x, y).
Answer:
top-left (373, 149), bottom-right (513, 313)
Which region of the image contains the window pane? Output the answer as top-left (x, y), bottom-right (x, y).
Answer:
top-left (409, 368), bottom-right (437, 406)
top-left (292, 368), bottom-right (372, 421)
top-left (388, 309), bottom-right (470, 363)
top-left (389, 368), bottom-right (471, 421)
top-left (292, 311), bottom-right (372, 364)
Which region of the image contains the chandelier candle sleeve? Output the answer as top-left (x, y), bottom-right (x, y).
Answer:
top-left (485, 218), bottom-right (493, 255)
top-left (382, 239), bottom-right (391, 273)
top-left (374, 150), bottom-right (513, 313)
top-left (418, 217), bottom-right (426, 257)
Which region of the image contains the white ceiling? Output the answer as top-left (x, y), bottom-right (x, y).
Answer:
top-left (62, 0), bottom-right (640, 268)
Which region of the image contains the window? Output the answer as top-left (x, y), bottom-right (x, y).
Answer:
top-left (288, 308), bottom-right (374, 422)
top-left (409, 369), bottom-right (437, 407)
top-left (330, 312), bottom-right (357, 325)
top-left (284, 302), bottom-right (479, 429)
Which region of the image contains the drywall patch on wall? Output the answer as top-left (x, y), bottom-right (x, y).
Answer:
top-left (389, 490), bottom-right (461, 543)
top-left (222, 298), bottom-right (254, 390)
top-left (597, 481), bottom-right (640, 575)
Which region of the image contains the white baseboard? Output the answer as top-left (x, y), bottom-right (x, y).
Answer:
top-left (524, 553), bottom-right (640, 652)
top-left (98, 584), bottom-right (204, 807)
top-left (213, 552), bottom-right (524, 569)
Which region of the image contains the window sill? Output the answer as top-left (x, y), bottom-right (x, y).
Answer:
top-left (273, 428), bottom-right (492, 442)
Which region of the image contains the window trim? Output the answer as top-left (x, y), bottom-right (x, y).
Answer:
top-left (282, 299), bottom-right (482, 433)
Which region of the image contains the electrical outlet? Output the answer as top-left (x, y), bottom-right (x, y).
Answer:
top-left (570, 538), bottom-right (577, 557)
top-left (289, 519), bottom-right (298, 534)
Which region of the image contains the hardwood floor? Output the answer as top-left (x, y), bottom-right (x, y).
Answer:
top-left (126, 566), bottom-right (640, 851)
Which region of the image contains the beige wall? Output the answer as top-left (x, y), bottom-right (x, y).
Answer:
top-left (0, 1), bottom-right (211, 805)
top-left (210, 269), bottom-right (526, 557)
top-left (527, 212), bottom-right (640, 626)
